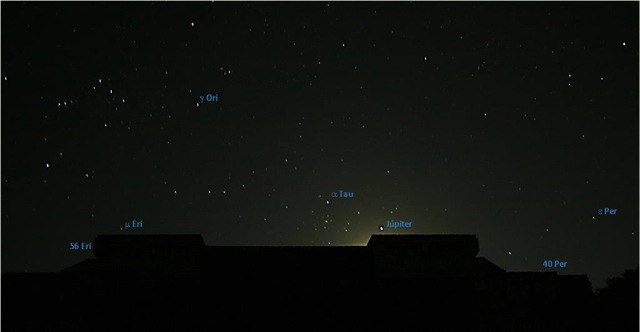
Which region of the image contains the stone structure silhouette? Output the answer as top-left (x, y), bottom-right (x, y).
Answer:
top-left (3, 234), bottom-right (606, 331)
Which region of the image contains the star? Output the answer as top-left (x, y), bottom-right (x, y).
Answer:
top-left (1, 2), bottom-right (635, 295)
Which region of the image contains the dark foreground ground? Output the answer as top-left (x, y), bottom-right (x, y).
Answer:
top-left (3, 234), bottom-right (637, 331)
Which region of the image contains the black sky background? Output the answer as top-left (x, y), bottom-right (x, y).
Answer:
top-left (1, 1), bottom-right (638, 289)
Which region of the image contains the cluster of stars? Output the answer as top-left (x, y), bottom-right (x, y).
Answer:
top-left (4, 3), bottom-right (634, 292)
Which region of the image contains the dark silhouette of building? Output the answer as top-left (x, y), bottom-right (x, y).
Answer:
top-left (2, 234), bottom-right (622, 331)
top-left (592, 267), bottom-right (639, 331)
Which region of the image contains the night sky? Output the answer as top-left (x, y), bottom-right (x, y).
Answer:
top-left (2, 2), bottom-right (638, 289)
